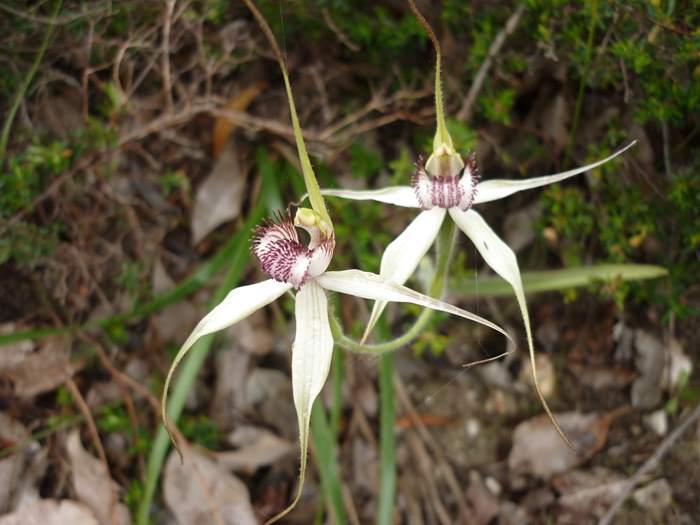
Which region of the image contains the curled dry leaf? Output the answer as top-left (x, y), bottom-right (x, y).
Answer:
top-left (212, 82), bottom-right (266, 159)
top-left (65, 431), bottom-right (130, 525)
top-left (164, 448), bottom-right (257, 525)
top-left (508, 408), bottom-right (629, 479)
top-left (0, 499), bottom-right (98, 525)
top-left (215, 426), bottom-right (295, 475)
top-left (0, 332), bottom-right (75, 398)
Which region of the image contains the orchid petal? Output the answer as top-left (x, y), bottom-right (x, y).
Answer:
top-left (449, 207), bottom-right (574, 449)
top-left (363, 208), bottom-right (446, 342)
top-left (270, 281), bottom-right (334, 523)
top-left (473, 141), bottom-right (637, 205)
top-left (320, 186), bottom-right (419, 208)
top-left (162, 279), bottom-right (292, 451)
top-left (318, 269), bottom-right (511, 342)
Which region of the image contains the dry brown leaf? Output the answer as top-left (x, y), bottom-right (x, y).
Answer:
top-left (151, 260), bottom-right (201, 342)
top-left (163, 448), bottom-right (257, 525)
top-left (215, 426), bottom-right (295, 475)
top-left (225, 309), bottom-right (276, 356)
top-left (553, 467), bottom-right (627, 519)
top-left (508, 409), bottom-right (627, 479)
top-left (0, 414), bottom-right (28, 513)
top-left (465, 471), bottom-right (500, 525)
top-left (65, 431), bottom-right (130, 525)
top-left (191, 144), bottom-right (246, 245)
top-left (0, 499), bottom-right (98, 525)
top-left (0, 334), bottom-right (75, 398)
top-left (212, 83), bottom-right (266, 159)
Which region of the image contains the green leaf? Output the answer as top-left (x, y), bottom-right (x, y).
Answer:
top-left (454, 264), bottom-right (668, 297)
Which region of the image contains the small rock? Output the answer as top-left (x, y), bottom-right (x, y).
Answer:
top-left (634, 330), bottom-right (664, 378)
top-left (631, 376), bottom-right (663, 409)
top-left (667, 338), bottom-right (692, 390)
top-left (643, 410), bottom-right (668, 436)
top-left (633, 478), bottom-right (672, 517)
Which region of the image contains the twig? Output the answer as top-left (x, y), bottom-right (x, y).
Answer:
top-left (661, 120), bottom-right (672, 177)
top-left (394, 374), bottom-right (474, 524)
top-left (0, 0), bottom-right (62, 163)
top-left (161, 0), bottom-right (176, 113)
top-left (598, 401), bottom-right (700, 525)
top-left (322, 7), bottom-right (360, 52)
top-left (65, 377), bottom-right (122, 525)
top-left (456, 4), bottom-right (526, 122)
top-left (0, 1), bottom-right (105, 24)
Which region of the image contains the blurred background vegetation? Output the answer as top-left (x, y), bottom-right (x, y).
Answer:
top-left (0, 0), bottom-right (698, 522)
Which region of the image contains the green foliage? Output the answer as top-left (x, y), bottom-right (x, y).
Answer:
top-left (256, 0), bottom-right (427, 66)
top-left (539, 186), bottom-right (595, 266)
top-left (349, 142), bottom-right (383, 180)
top-left (0, 120), bottom-right (116, 270)
top-left (178, 414), bottom-right (224, 449)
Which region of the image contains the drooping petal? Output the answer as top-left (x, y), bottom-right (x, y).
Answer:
top-left (320, 186), bottom-right (420, 208)
top-left (473, 141), bottom-right (637, 205)
top-left (448, 208), bottom-right (574, 449)
top-left (270, 280), bottom-right (334, 523)
top-left (363, 208), bottom-right (446, 342)
top-left (317, 269), bottom-right (511, 342)
top-left (162, 279), bottom-right (292, 450)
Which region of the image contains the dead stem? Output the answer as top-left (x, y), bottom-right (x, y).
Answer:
top-left (457, 4), bottom-right (526, 122)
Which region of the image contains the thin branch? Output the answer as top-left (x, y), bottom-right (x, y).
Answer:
top-left (456, 4), bottom-right (526, 122)
top-left (161, 0), bottom-right (176, 113)
top-left (598, 401), bottom-right (700, 525)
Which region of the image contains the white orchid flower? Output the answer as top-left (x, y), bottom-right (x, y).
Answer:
top-left (321, 141), bottom-right (635, 447)
top-left (317, 0), bottom-right (639, 450)
top-left (162, 205), bottom-right (511, 523)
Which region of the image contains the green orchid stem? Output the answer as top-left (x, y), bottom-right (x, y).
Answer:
top-left (136, 174), bottom-right (276, 525)
top-left (0, 0), bottom-right (62, 162)
top-left (242, 0), bottom-right (332, 230)
top-left (330, 347), bottom-right (344, 437)
top-left (377, 322), bottom-right (395, 525)
top-left (407, 0), bottom-right (453, 152)
top-left (332, 218), bottom-right (457, 355)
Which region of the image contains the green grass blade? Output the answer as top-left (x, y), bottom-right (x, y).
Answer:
top-left (0, 0), bottom-right (62, 162)
top-left (310, 401), bottom-right (347, 525)
top-left (135, 172), bottom-right (276, 525)
top-left (0, 219), bottom-right (248, 348)
top-left (455, 263), bottom-right (668, 297)
top-left (377, 346), bottom-right (396, 525)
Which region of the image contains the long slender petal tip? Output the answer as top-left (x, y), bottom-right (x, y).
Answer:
top-left (161, 280), bottom-right (291, 457)
top-left (450, 208), bottom-right (575, 449)
top-left (266, 281), bottom-right (333, 524)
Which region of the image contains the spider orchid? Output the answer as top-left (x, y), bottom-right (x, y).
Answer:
top-left (162, 206), bottom-right (510, 521)
top-left (164, 2), bottom-right (510, 523)
top-left (320, 0), bottom-right (637, 449)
